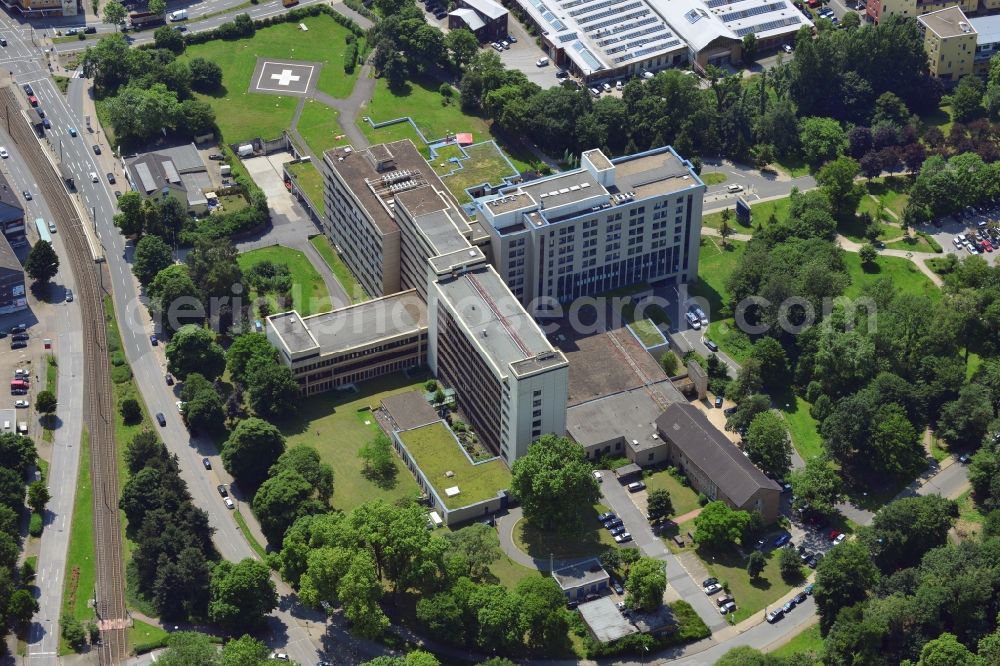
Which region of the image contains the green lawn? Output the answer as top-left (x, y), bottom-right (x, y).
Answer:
top-left (308, 234), bottom-right (369, 304)
top-left (689, 238), bottom-right (746, 320)
top-left (437, 141), bottom-right (519, 204)
top-left (234, 509), bottom-right (268, 559)
top-left (919, 104), bottom-right (953, 137)
top-left (842, 252), bottom-right (940, 301)
top-left (956, 488), bottom-right (985, 539)
top-left (399, 421), bottom-right (510, 508)
top-left (774, 157), bottom-right (811, 178)
top-left (885, 235), bottom-right (935, 253)
top-left (644, 469), bottom-right (702, 517)
top-left (286, 161), bottom-right (325, 217)
top-left (699, 544), bottom-right (807, 624)
top-left (181, 16), bottom-right (362, 143)
top-left (128, 619), bottom-right (170, 652)
top-left (514, 503), bottom-right (620, 561)
top-left (866, 176), bottom-right (911, 217)
top-left (237, 244), bottom-right (332, 317)
top-left (60, 429), bottom-right (94, 655)
top-left (360, 78), bottom-right (536, 172)
top-left (297, 100), bottom-right (347, 156)
top-left (770, 622), bottom-right (823, 661)
top-left (280, 373), bottom-right (425, 511)
top-left (628, 319), bottom-right (666, 348)
top-left (705, 319), bottom-right (753, 365)
top-left (486, 553), bottom-right (543, 589)
top-left (776, 393), bottom-right (824, 462)
top-left (701, 172), bottom-right (728, 185)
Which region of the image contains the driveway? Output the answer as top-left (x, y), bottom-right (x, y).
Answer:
top-left (700, 159), bottom-right (816, 213)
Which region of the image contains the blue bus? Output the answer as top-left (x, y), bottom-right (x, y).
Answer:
top-left (34, 218), bottom-right (51, 244)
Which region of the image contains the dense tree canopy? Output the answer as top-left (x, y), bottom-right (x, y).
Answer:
top-left (510, 435), bottom-right (600, 532)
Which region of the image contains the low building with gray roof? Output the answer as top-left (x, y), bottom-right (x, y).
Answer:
top-left (124, 143), bottom-right (210, 214)
top-left (552, 559), bottom-right (610, 601)
top-left (578, 597), bottom-right (637, 643)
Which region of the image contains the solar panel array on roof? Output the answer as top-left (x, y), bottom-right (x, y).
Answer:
top-left (162, 160), bottom-right (181, 184)
top-left (136, 162), bottom-right (156, 193)
top-left (720, 1), bottom-right (786, 22)
top-left (733, 14), bottom-right (800, 35)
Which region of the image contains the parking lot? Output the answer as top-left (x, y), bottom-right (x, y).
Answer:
top-left (918, 207), bottom-right (1000, 265)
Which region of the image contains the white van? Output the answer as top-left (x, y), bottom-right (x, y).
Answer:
top-left (169, 9), bottom-right (188, 20)
top-left (535, 57), bottom-right (549, 67)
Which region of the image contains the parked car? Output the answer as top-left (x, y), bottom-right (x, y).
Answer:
top-left (598, 512), bottom-right (616, 522)
top-left (602, 82), bottom-right (612, 92)
top-left (610, 525), bottom-right (627, 537)
top-left (507, 34), bottom-right (517, 43)
top-left (217, 484), bottom-right (228, 497)
top-left (593, 470), bottom-right (602, 482)
top-left (614, 532), bottom-right (632, 543)
top-left (766, 609), bottom-right (784, 623)
top-left (93, 144), bottom-right (101, 155)
top-left (225, 497), bottom-right (235, 509)
top-left (176, 401), bottom-right (186, 413)
top-left (150, 334), bottom-right (158, 345)
top-left (782, 43), bottom-right (793, 53)
top-left (716, 594), bottom-right (734, 607)
top-left (833, 533), bottom-right (847, 545)
top-left (627, 481), bottom-right (646, 492)
top-left (65, 289), bottom-right (73, 302)
top-left (804, 583), bottom-right (814, 595)
top-left (794, 591), bottom-right (808, 604)
top-left (828, 529), bottom-right (841, 541)
top-left (704, 338), bottom-right (719, 352)
top-left (10, 341), bottom-right (26, 350)
top-left (959, 453), bottom-right (971, 463)
top-left (773, 533), bottom-right (791, 547)
top-left (165, 373), bottom-right (174, 385)
top-left (703, 577), bottom-right (718, 588)
top-left (799, 550), bottom-right (813, 562)
top-left (107, 173), bottom-right (115, 184)
top-left (604, 518), bottom-right (624, 529)
top-left (14, 400), bottom-right (28, 408)
top-left (42, 119), bottom-right (50, 130)
top-left (715, 395), bottom-right (724, 408)
top-left (719, 601), bottom-right (737, 615)
top-left (611, 580), bottom-right (624, 595)
top-left (704, 582), bottom-right (723, 595)
top-left (208, 153), bottom-right (224, 160)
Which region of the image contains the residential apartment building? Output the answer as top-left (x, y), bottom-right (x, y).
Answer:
top-left (918, 6), bottom-right (977, 80)
top-left (476, 147), bottom-right (704, 312)
top-left (428, 264), bottom-right (569, 464)
top-left (0, 173), bottom-right (26, 248)
top-left (655, 403), bottom-right (782, 523)
top-left (867, 0), bottom-right (975, 25)
top-left (970, 14), bottom-right (1000, 74)
top-left (265, 291), bottom-right (428, 395)
top-left (0, 236), bottom-right (26, 315)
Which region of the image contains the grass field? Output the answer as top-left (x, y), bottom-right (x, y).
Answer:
top-left (487, 553), bottom-right (542, 589)
top-left (700, 544), bottom-right (807, 624)
top-left (885, 234), bottom-right (935, 252)
top-left (770, 622), bottom-right (823, 661)
top-left (705, 319), bottom-right (754, 365)
top-left (866, 176), bottom-right (911, 217)
top-left (776, 393), bottom-right (824, 461)
top-left (689, 238), bottom-right (746, 319)
top-left (956, 488), bottom-right (985, 540)
top-left (286, 161), bottom-right (325, 217)
top-left (842, 252), bottom-right (941, 301)
top-left (701, 172), bottom-right (728, 185)
top-left (399, 421), bottom-right (510, 508)
top-left (359, 78), bottom-right (537, 172)
top-left (309, 235), bottom-right (369, 304)
top-left (60, 429), bottom-right (94, 655)
top-left (437, 142), bottom-right (519, 204)
top-left (128, 619), bottom-right (170, 652)
top-left (644, 469), bottom-right (702, 518)
top-left (628, 319), bottom-right (666, 348)
top-left (238, 244), bottom-right (332, 317)
top-left (296, 100), bottom-right (347, 156)
top-left (235, 509), bottom-right (268, 558)
top-left (181, 16), bottom-right (362, 143)
top-left (514, 503), bottom-right (620, 561)
top-left (280, 373), bottom-right (425, 511)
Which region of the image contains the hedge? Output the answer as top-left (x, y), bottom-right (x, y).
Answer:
top-left (343, 0), bottom-right (379, 22)
top-left (183, 4), bottom-right (365, 48)
top-left (917, 231), bottom-right (944, 253)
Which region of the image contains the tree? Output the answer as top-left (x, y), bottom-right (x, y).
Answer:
top-left (625, 557), bottom-right (666, 611)
top-left (726, 394), bottom-right (771, 434)
top-left (778, 545), bottom-right (801, 581)
top-left (660, 351), bottom-right (679, 376)
top-left (693, 501), bottom-right (752, 548)
top-left (749, 337), bottom-right (788, 390)
top-left (647, 488), bottom-right (674, 521)
top-left (61, 616), bottom-right (86, 648)
top-left (185, 236), bottom-right (243, 306)
top-left (106, 83), bottom-right (180, 145)
top-left (741, 33), bottom-right (758, 63)
top-left (222, 418), bottom-right (286, 489)
top-left (208, 559), bottom-right (278, 634)
top-left (166, 324), bottom-right (226, 381)
top-left (744, 411), bottom-right (792, 479)
top-left (219, 635), bottom-right (270, 666)
top-left (189, 58), bottom-right (224, 93)
top-left (445, 29), bottom-right (479, 70)
top-left (133, 233), bottom-right (174, 287)
top-left (814, 540), bottom-right (879, 632)
top-left (125, 430), bottom-right (162, 475)
top-left (719, 218), bottom-right (734, 248)
top-left (746, 550), bottom-right (765, 579)
top-left (154, 25), bottom-right (185, 53)
top-left (938, 383), bottom-right (995, 448)
top-left (716, 646), bottom-right (779, 666)
top-left (799, 116), bottom-right (846, 166)
top-left (917, 633), bottom-right (980, 666)
top-left (246, 360), bottom-right (299, 420)
top-left (870, 403), bottom-right (924, 480)
top-left (860, 495), bottom-right (958, 572)
top-left (148, 264), bottom-right (203, 333)
top-left (252, 469), bottom-right (324, 545)
top-left (8, 588), bottom-right (38, 630)
top-left (340, 550), bottom-right (389, 638)
top-left (157, 631), bottom-right (219, 666)
top-left (148, 0), bottom-right (166, 13)
top-left (509, 434), bottom-right (600, 532)
top-left (443, 523), bottom-right (501, 579)
top-left (226, 333), bottom-right (278, 385)
top-left (27, 480), bottom-right (50, 515)
top-left (269, 446), bottom-right (334, 503)
top-left (359, 432), bottom-right (396, 482)
top-left (788, 457), bottom-right (844, 516)
top-left (120, 397), bottom-right (141, 424)
top-left (859, 243), bottom-right (878, 267)
top-left (951, 75), bottom-right (984, 123)
top-left (183, 384), bottom-right (225, 435)
top-left (25, 240), bottom-right (59, 284)
top-left (516, 577), bottom-right (570, 650)
top-left (103, 0), bottom-right (127, 28)
top-left (35, 390), bottom-right (57, 416)
top-left (816, 155), bottom-right (864, 221)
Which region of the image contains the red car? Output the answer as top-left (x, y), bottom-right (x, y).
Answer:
top-left (828, 529), bottom-right (842, 541)
top-left (984, 240), bottom-right (994, 252)
top-left (27, 95), bottom-right (37, 107)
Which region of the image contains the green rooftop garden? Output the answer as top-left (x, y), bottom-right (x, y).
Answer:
top-left (399, 421), bottom-right (511, 509)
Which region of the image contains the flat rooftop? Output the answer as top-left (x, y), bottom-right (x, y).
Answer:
top-left (971, 14), bottom-right (1000, 46)
top-left (381, 390), bottom-right (440, 431)
top-left (325, 140), bottom-right (465, 236)
top-left (434, 265), bottom-right (566, 378)
top-left (398, 421), bottom-right (511, 509)
top-left (516, 170), bottom-right (605, 211)
top-left (560, 328), bottom-right (672, 406)
top-left (269, 291), bottom-right (427, 356)
top-left (566, 383), bottom-right (681, 449)
top-left (552, 558), bottom-right (610, 590)
top-left (919, 6), bottom-right (976, 39)
top-left (611, 148), bottom-right (702, 199)
top-left (578, 597), bottom-right (637, 643)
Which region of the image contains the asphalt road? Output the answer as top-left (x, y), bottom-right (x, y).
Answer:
top-left (0, 122), bottom-right (85, 666)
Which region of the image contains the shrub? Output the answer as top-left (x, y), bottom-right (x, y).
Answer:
top-left (120, 398), bottom-right (142, 424)
top-left (111, 365), bottom-right (132, 384)
top-left (697, 492), bottom-right (709, 507)
top-left (28, 513), bottom-right (42, 537)
top-left (344, 40), bottom-right (358, 74)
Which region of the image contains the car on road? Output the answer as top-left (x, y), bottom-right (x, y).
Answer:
top-left (627, 481), bottom-right (646, 492)
top-left (794, 591), bottom-right (808, 604)
top-left (704, 338), bottom-right (719, 352)
top-left (598, 511), bottom-right (616, 522)
top-left (68, 127), bottom-right (77, 137)
top-left (727, 184), bottom-right (743, 193)
top-left (22, 84), bottom-right (32, 96)
top-left (14, 400), bottom-right (28, 408)
top-left (107, 173), bottom-right (115, 184)
top-left (719, 601), bottom-right (737, 614)
top-left (27, 95), bottom-right (37, 107)
top-left (225, 497), bottom-right (236, 510)
top-left (269, 653), bottom-right (289, 661)
top-left (766, 609), bottom-right (784, 623)
top-left (48, 221), bottom-right (56, 233)
top-left (89, 172), bottom-right (99, 183)
top-left (614, 532), bottom-right (632, 543)
top-left (704, 582), bottom-right (723, 595)
top-left (65, 289), bottom-right (73, 302)
top-left (155, 412), bottom-right (166, 427)
top-left (93, 144), bottom-right (101, 155)
top-left (202, 457), bottom-right (211, 470)
top-left (0, 148), bottom-right (7, 159)
top-left (150, 334), bottom-right (158, 345)
top-left (42, 119), bottom-right (50, 130)
top-left (65, 27), bottom-right (79, 35)
top-left (84, 26), bottom-right (97, 33)
top-left (165, 373), bottom-right (173, 385)
top-left (217, 484), bottom-right (228, 497)
top-left (959, 453), bottom-right (971, 463)
top-left (593, 470), bottom-right (602, 482)
top-left (22, 190), bottom-right (31, 201)
top-left (507, 34), bottom-right (517, 43)
top-left (0, 37), bottom-right (5, 47)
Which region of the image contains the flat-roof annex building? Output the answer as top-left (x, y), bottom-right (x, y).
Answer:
top-left (477, 147), bottom-right (704, 313)
top-left (512, 0), bottom-right (811, 81)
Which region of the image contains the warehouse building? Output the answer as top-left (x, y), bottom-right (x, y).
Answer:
top-left (448, 0), bottom-right (509, 42)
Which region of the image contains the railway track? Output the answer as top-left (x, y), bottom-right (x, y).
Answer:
top-left (0, 87), bottom-right (129, 664)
